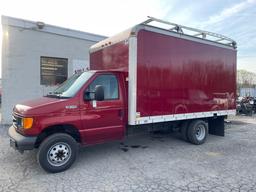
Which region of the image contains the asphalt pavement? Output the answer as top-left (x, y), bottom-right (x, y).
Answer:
top-left (0, 115), bottom-right (256, 192)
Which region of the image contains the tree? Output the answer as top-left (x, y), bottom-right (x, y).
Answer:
top-left (237, 69), bottom-right (256, 88)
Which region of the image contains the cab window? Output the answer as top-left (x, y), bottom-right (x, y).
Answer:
top-left (85, 74), bottom-right (119, 100)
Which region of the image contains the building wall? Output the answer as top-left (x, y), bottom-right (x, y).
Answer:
top-left (1, 18), bottom-right (105, 124)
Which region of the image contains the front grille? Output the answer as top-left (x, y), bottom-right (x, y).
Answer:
top-left (12, 114), bottom-right (22, 129)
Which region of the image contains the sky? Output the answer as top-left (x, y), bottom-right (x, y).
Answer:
top-left (0, 0), bottom-right (256, 75)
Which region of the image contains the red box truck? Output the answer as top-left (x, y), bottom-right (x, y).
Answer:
top-left (8, 17), bottom-right (237, 173)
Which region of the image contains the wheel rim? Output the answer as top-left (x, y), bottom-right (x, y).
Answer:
top-left (47, 142), bottom-right (71, 167)
top-left (195, 124), bottom-right (206, 141)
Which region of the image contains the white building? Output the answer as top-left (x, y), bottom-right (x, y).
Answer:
top-left (1, 16), bottom-right (106, 124)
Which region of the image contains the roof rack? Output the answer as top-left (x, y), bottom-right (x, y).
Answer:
top-left (141, 16), bottom-right (237, 49)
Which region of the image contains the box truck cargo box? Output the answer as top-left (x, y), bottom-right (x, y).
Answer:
top-left (90, 17), bottom-right (236, 125)
top-left (9, 17), bottom-right (237, 173)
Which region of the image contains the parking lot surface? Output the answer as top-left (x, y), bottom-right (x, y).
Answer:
top-left (0, 115), bottom-right (256, 192)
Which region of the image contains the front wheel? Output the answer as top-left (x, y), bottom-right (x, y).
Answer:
top-left (187, 120), bottom-right (208, 145)
top-left (37, 133), bottom-right (78, 173)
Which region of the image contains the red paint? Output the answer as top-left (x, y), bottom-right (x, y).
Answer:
top-left (137, 30), bottom-right (236, 117)
top-left (11, 26), bottom-right (236, 146)
top-left (13, 71), bottom-right (127, 145)
top-left (90, 41), bottom-right (129, 72)
top-left (79, 72), bottom-right (127, 144)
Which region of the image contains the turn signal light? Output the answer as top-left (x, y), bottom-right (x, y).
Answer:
top-left (22, 117), bottom-right (33, 129)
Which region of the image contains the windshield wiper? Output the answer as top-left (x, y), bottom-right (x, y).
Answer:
top-left (45, 92), bottom-right (70, 99)
top-left (48, 91), bottom-right (61, 95)
top-left (45, 91), bottom-right (62, 98)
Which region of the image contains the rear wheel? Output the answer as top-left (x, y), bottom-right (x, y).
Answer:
top-left (37, 133), bottom-right (78, 173)
top-left (187, 120), bottom-right (208, 145)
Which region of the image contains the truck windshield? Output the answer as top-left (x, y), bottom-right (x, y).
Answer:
top-left (46, 71), bottom-right (95, 98)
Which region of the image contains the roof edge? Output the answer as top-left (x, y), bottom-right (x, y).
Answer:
top-left (90, 23), bottom-right (236, 53)
top-left (1, 15), bottom-right (107, 42)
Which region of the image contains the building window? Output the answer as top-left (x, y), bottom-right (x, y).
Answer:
top-left (40, 56), bottom-right (68, 86)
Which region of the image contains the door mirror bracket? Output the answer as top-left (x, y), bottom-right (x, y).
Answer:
top-left (94, 85), bottom-right (104, 101)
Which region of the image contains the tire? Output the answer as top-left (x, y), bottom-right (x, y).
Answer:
top-left (37, 133), bottom-right (78, 173)
top-left (187, 120), bottom-right (208, 145)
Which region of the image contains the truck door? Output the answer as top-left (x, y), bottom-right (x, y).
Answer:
top-left (80, 73), bottom-right (125, 144)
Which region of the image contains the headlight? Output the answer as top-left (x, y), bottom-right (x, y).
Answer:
top-left (22, 117), bottom-right (33, 129)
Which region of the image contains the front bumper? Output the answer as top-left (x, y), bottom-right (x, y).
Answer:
top-left (8, 126), bottom-right (37, 151)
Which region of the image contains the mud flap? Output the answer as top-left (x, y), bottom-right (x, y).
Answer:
top-left (208, 116), bottom-right (225, 136)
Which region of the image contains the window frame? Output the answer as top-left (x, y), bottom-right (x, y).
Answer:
top-left (85, 73), bottom-right (120, 101)
top-left (40, 56), bottom-right (68, 86)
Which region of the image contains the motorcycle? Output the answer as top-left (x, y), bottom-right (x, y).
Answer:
top-left (236, 97), bottom-right (254, 116)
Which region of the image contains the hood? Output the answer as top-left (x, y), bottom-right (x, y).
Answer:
top-left (13, 97), bottom-right (73, 116)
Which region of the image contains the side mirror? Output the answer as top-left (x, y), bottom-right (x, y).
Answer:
top-left (95, 85), bottom-right (104, 101)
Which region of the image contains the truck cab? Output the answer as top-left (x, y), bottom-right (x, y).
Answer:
top-left (9, 70), bottom-right (128, 173)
